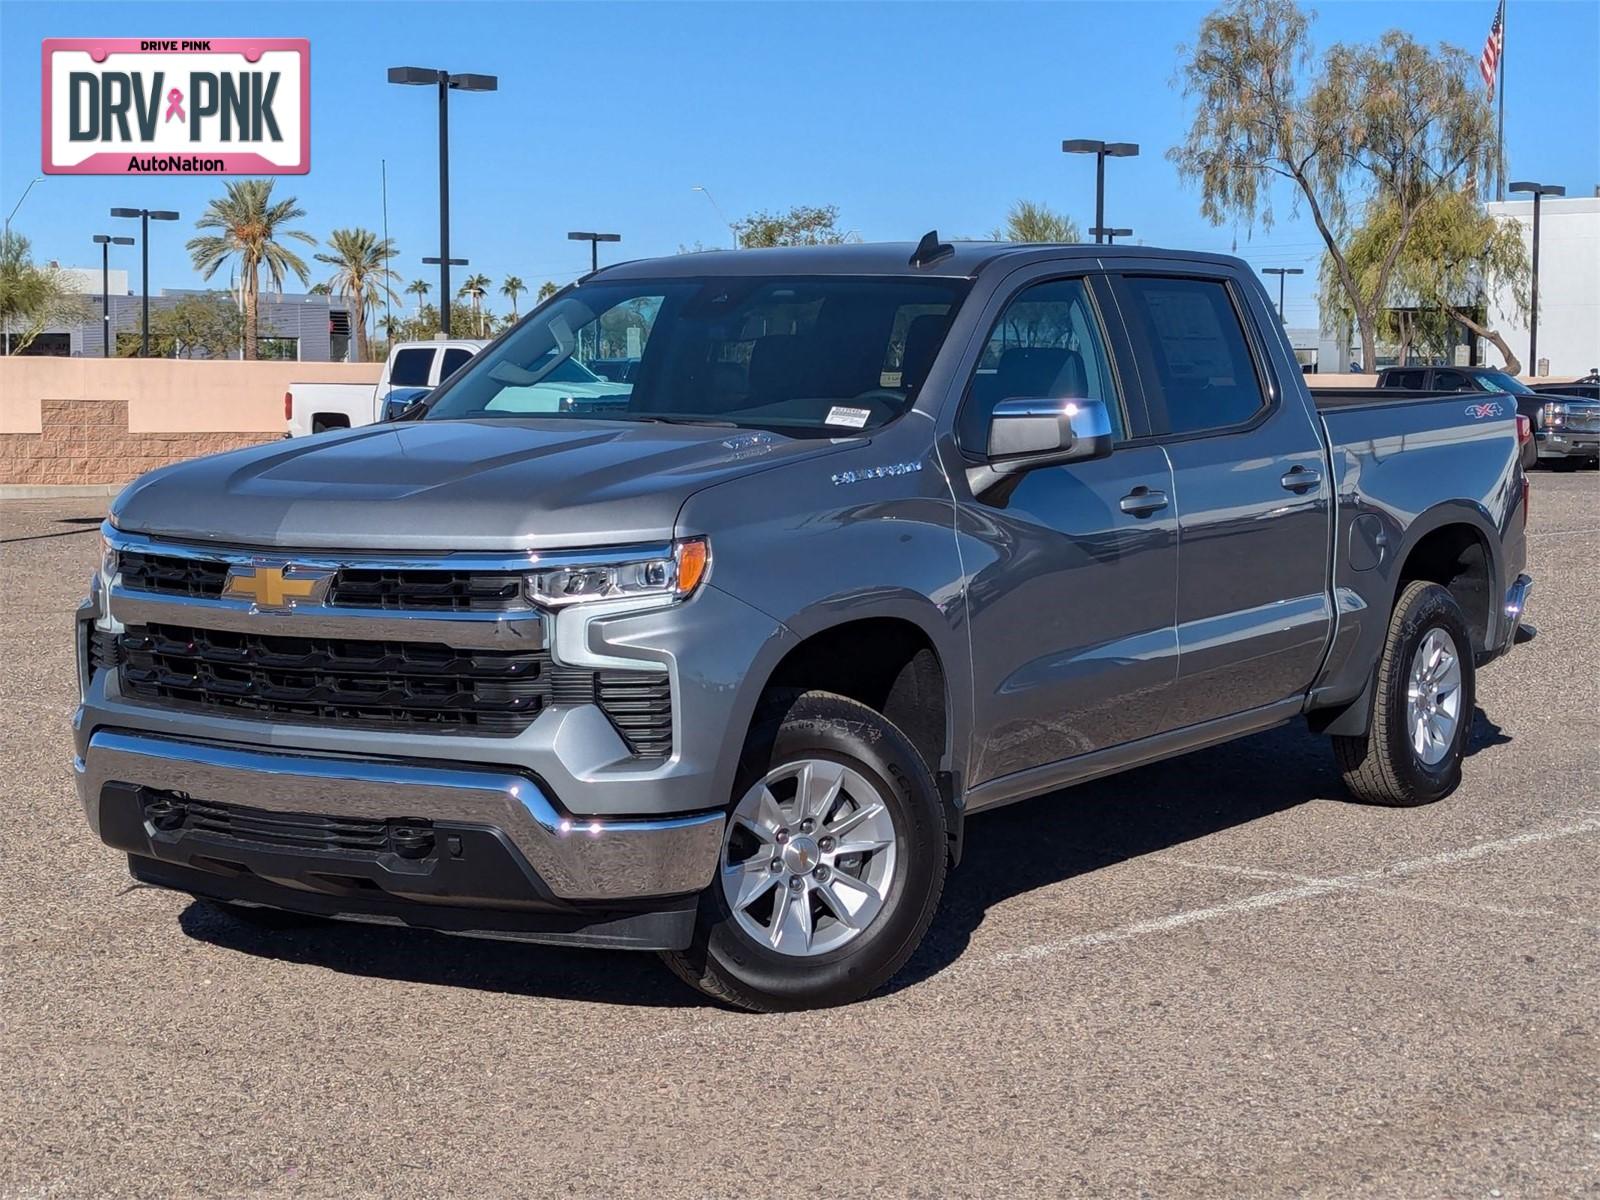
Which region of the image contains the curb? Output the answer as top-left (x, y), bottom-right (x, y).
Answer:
top-left (0, 484), bottom-right (123, 500)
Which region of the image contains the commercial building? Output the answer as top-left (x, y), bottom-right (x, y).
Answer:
top-left (24, 269), bottom-right (355, 362)
top-left (1483, 194), bottom-right (1599, 379)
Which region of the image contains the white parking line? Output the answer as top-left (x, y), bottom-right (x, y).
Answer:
top-left (986, 817), bottom-right (1600, 964)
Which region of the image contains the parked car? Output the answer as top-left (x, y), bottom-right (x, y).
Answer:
top-left (79, 239), bottom-right (1533, 1011)
top-left (1375, 364), bottom-right (1599, 469)
top-left (1532, 372), bottom-right (1600, 404)
top-left (285, 339), bottom-right (485, 437)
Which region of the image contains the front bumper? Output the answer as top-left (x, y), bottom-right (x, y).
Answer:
top-left (76, 728), bottom-right (723, 945)
top-left (1535, 429), bottom-right (1600, 460)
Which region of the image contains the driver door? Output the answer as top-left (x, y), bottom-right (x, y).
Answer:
top-left (953, 272), bottom-right (1179, 785)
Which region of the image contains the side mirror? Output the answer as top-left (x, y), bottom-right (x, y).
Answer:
top-left (986, 396), bottom-right (1113, 471)
top-left (381, 387), bottom-right (432, 422)
top-left (966, 396), bottom-right (1114, 499)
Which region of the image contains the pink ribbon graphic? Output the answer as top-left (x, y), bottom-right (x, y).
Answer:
top-left (164, 88), bottom-right (185, 123)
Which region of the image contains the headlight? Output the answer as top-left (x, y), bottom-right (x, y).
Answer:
top-left (99, 529), bottom-right (119, 580)
top-left (526, 537), bottom-right (709, 607)
top-left (1541, 402), bottom-right (1566, 428)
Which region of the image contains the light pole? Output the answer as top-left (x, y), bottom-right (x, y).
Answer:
top-left (567, 231), bottom-right (621, 275)
top-left (1062, 140), bottom-right (1138, 244)
top-left (3, 176), bottom-right (45, 355)
top-left (388, 66), bottom-right (498, 336)
top-left (1509, 181), bottom-right (1565, 376)
top-left (1261, 267), bottom-right (1304, 320)
top-left (692, 185), bottom-right (738, 249)
top-left (568, 233), bottom-right (621, 360)
top-left (1089, 226), bottom-right (1132, 245)
top-left (92, 234), bottom-right (134, 357)
top-left (110, 207), bottom-right (179, 357)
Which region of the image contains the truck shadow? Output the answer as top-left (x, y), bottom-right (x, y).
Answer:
top-left (888, 707), bottom-right (1510, 994)
top-left (178, 709), bottom-right (1509, 1010)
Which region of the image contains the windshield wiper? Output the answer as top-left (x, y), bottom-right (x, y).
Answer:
top-left (610, 414), bottom-right (740, 428)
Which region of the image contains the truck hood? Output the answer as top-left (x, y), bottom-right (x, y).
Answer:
top-left (112, 419), bottom-right (850, 551)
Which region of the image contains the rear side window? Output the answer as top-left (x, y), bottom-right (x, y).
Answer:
top-left (1118, 277), bottom-right (1265, 436)
top-left (1385, 369), bottom-right (1426, 389)
top-left (389, 348), bottom-right (433, 387)
top-left (440, 348), bottom-right (473, 379)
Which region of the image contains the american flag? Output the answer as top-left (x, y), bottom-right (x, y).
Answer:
top-left (1480, 1), bottom-right (1505, 99)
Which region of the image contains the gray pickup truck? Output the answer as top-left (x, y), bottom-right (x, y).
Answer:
top-left (76, 239), bottom-right (1533, 1011)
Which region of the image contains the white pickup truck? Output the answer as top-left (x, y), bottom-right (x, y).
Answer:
top-left (284, 340), bottom-right (485, 437)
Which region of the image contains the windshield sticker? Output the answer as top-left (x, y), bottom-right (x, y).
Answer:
top-left (825, 406), bottom-right (872, 429)
top-left (831, 461), bottom-right (923, 486)
top-left (1465, 401), bottom-right (1503, 419)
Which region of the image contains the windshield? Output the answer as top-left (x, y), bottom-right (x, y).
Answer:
top-left (423, 275), bottom-right (969, 434)
top-left (1476, 370), bottom-right (1534, 395)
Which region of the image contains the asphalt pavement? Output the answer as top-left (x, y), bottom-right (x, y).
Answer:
top-left (2, 473), bottom-right (1596, 1198)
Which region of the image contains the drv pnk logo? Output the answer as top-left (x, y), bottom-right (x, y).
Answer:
top-left (1464, 402), bottom-right (1504, 419)
top-left (43, 38), bottom-right (309, 175)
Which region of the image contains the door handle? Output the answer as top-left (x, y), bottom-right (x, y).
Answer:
top-left (1280, 465), bottom-right (1322, 492)
top-left (1119, 487), bottom-right (1169, 517)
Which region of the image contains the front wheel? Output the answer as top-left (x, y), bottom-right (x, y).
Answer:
top-left (662, 690), bottom-right (947, 1012)
top-left (1332, 581), bottom-right (1476, 806)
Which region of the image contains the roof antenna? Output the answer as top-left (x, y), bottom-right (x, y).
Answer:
top-left (909, 229), bottom-right (954, 268)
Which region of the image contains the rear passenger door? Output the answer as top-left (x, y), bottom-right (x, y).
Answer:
top-left (1109, 271), bottom-right (1332, 727)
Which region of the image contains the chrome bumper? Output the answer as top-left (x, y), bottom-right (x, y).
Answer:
top-left (75, 729), bottom-right (723, 902)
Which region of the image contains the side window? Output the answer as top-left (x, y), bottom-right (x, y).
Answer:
top-left (958, 277), bottom-right (1123, 449)
top-left (1432, 369), bottom-right (1472, 392)
top-left (389, 348), bottom-right (433, 387)
top-left (439, 348), bottom-right (473, 380)
top-left (1387, 369), bottom-right (1425, 389)
top-left (1118, 276), bottom-right (1266, 436)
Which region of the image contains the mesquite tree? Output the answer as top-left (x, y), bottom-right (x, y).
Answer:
top-left (1171, 0), bottom-right (1497, 370)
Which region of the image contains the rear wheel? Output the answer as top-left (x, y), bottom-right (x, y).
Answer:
top-left (1333, 581), bottom-right (1476, 806)
top-left (662, 690), bottom-right (947, 1012)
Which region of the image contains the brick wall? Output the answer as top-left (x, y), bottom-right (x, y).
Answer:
top-left (0, 398), bottom-right (278, 487)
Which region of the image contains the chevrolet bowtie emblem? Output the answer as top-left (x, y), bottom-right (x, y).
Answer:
top-left (222, 560), bottom-right (336, 612)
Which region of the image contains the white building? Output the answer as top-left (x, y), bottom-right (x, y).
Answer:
top-left (1483, 194), bottom-right (1600, 379)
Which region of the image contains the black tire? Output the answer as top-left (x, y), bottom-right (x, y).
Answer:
top-left (1332, 581), bottom-right (1476, 806)
top-left (199, 898), bottom-right (329, 930)
top-left (1548, 456), bottom-right (1583, 472)
top-left (661, 690), bottom-right (947, 1012)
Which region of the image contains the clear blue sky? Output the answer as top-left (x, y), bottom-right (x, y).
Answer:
top-left (4, 0), bottom-right (1596, 330)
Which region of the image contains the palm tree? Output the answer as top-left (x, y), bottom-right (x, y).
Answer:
top-left (315, 227), bottom-right (400, 363)
top-left (458, 272), bottom-right (491, 337)
top-left (409, 278), bottom-right (435, 316)
top-left (500, 275), bottom-right (526, 322)
top-left (187, 179), bottom-right (315, 359)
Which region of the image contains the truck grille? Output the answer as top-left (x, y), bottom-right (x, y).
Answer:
top-left (114, 623), bottom-right (673, 754)
top-left (117, 623), bottom-right (560, 735)
top-left (1565, 410), bottom-right (1599, 433)
top-left (117, 549), bottom-right (526, 613)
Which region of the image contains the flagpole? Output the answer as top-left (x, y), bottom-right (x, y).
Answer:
top-left (1496, 0), bottom-right (1506, 202)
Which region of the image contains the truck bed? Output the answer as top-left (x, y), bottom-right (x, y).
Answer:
top-left (1309, 387), bottom-right (1469, 410)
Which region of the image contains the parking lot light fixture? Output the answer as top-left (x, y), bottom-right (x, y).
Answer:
top-left (92, 234), bottom-right (135, 358)
top-left (388, 66), bottom-right (498, 335)
top-left (1063, 140), bottom-right (1139, 244)
top-left (1508, 181), bottom-right (1566, 376)
top-left (1262, 267), bottom-right (1305, 320)
top-left (567, 231), bottom-right (622, 275)
top-left (111, 207), bottom-right (179, 357)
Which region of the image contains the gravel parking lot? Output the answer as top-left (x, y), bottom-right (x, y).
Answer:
top-left (2, 474), bottom-right (1596, 1199)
